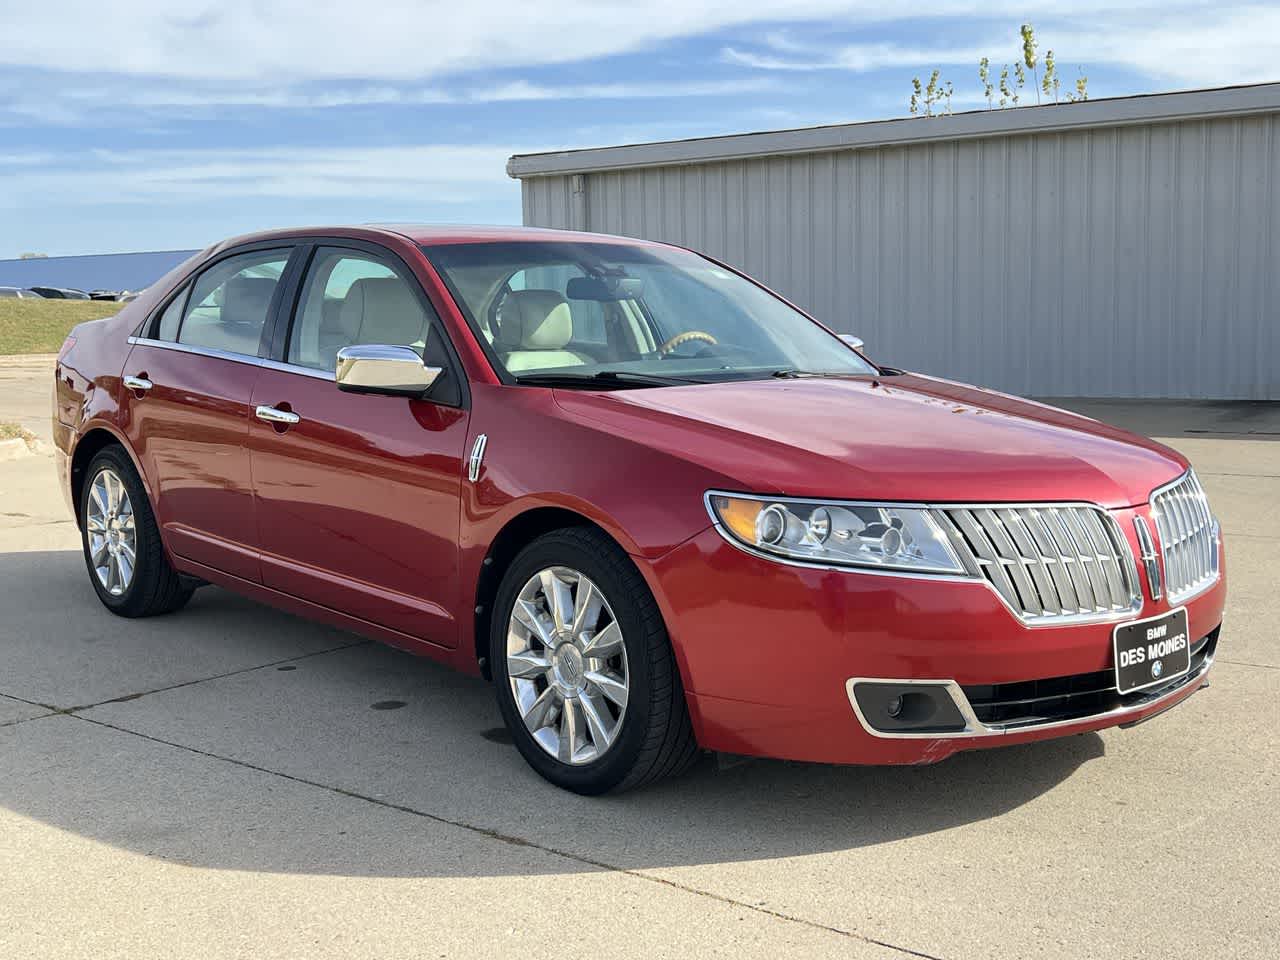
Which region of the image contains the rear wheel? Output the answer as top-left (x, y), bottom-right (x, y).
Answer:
top-left (80, 446), bottom-right (193, 618)
top-left (490, 527), bottom-right (699, 794)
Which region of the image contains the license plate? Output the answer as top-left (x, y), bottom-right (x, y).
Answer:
top-left (1113, 607), bottom-right (1191, 696)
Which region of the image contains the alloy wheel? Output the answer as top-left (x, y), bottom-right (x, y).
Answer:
top-left (86, 468), bottom-right (137, 597)
top-left (505, 566), bottom-right (630, 765)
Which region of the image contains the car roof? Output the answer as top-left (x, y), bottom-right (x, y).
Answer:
top-left (209, 223), bottom-right (666, 251)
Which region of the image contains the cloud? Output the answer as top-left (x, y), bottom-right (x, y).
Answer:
top-left (0, 145), bottom-right (521, 207)
top-left (1052, 6), bottom-right (1280, 86)
top-left (0, 1), bottom-right (872, 81)
top-left (43, 77), bottom-right (776, 112)
top-left (1, 1), bottom-right (1187, 83)
top-left (719, 4), bottom-right (1280, 89)
top-left (466, 78), bottom-right (777, 102)
top-left (722, 41), bottom-right (991, 73)
top-left (3, 2), bottom-right (1272, 125)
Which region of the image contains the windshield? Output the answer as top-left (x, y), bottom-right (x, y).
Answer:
top-left (422, 240), bottom-right (875, 385)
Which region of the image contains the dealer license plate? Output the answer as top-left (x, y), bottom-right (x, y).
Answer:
top-left (1113, 607), bottom-right (1190, 696)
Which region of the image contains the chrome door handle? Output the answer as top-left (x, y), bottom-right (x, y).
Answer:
top-left (123, 375), bottom-right (153, 392)
top-left (255, 405), bottom-right (300, 425)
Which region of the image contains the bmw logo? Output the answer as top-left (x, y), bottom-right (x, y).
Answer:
top-left (1151, 660), bottom-right (1164, 679)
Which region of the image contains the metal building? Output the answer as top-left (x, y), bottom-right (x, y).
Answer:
top-left (0, 249), bottom-right (199, 293)
top-left (509, 83), bottom-right (1280, 400)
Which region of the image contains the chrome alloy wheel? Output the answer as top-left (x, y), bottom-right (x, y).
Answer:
top-left (86, 468), bottom-right (137, 597)
top-left (506, 566), bottom-right (630, 765)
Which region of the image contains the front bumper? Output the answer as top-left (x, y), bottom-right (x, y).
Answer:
top-left (645, 511), bottom-right (1226, 766)
top-left (846, 627), bottom-right (1216, 740)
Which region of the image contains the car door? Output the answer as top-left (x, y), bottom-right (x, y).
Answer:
top-left (247, 243), bottom-right (470, 649)
top-left (122, 245), bottom-right (296, 582)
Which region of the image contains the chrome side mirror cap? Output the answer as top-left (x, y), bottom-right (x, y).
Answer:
top-left (335, 344), bottom-right (442, 397)
top-left (839, 334), bottom-right (865, 352)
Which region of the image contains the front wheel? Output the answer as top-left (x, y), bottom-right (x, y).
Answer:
top-left (490, 527), bottom-right (698, 794)
top-left (80, 446), bottom-right (194, 618)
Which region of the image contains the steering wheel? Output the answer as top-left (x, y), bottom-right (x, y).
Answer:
top-left (658, 330), bottom-right (719, 356)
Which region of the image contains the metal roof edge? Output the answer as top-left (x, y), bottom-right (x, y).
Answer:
top-left (507, 82), bottom-right (1280, 179)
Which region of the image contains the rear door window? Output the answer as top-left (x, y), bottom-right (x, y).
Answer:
top-left (178, 249), bottom-right (291, 356)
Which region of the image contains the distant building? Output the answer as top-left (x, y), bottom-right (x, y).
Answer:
top-left (0, 249), bottom-right (200, 293)
top-left (509, 82), bottom-right (1280, 400)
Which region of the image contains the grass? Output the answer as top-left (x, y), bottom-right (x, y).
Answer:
top-left (0, 298), bottom-right (127, 355)
top-left (0, 422), bottom-right (36, 444)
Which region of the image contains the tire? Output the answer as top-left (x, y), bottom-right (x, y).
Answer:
top-left (80, 445), bottom-right (194, 618)
top-left (490, 527), bottom-right (699, 794)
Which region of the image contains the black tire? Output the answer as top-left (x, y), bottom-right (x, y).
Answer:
top-left (490, 527), bottom-right (699, 794)
top-left (80, 445), bottom-right (194, 618)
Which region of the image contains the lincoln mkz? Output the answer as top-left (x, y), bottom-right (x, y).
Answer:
top-left (53, 225), bottom-right (1225, 793)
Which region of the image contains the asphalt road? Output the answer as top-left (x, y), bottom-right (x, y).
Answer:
top-left (1, 359), bottom-right (1276, 959)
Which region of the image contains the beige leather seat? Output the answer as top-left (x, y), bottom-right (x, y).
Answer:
top-left (496, 290), bottom-right (589, 372)
top-left (339, 277), bottom-right (428, 347)
top-left (316, 277), bottom-right (430, 370)
top-left (182, 276), bottom-right (276, 355)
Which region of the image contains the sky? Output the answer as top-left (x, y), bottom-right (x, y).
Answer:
top-left (1, 1), bottom-right (1277, 258)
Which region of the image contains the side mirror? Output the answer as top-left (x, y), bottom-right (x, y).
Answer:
top-left (335, 344), bottom-right (442, 397)
top-left (839, 334), bottom-right (865, 352)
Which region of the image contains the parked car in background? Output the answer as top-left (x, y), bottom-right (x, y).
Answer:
top-left (0, 286), bottom-right (41, 298)
top-left (51, 224), bottom-right (1226, 794)
top-left (30, 286), bottom-right (91, 300)
top-left (89, 290), bottom-right (122, 301)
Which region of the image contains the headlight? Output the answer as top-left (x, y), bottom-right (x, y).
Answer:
top-left (706, 493), bottom-right (968, 575)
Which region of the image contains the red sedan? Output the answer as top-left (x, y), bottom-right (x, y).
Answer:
top-left (53, 224), bottom-right (1226, 794)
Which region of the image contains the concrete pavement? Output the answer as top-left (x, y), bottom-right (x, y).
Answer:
top-left (1, 359), bottom-right (1276, 959)
top-left (0, 354), bottom-right (57, 444)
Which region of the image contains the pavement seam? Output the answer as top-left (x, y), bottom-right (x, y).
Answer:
top-left (1199, 472), bottom-right (1280, 480)
top-left (1216, 657), bottom-right (1280, 671)
top-left (62, 710), bottom-right (944, 960)
top-left (0, 638), bottom-right (371, 715)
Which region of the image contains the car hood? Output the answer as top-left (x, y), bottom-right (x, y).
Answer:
top-left (553, 373), bottom-right (1188, 509)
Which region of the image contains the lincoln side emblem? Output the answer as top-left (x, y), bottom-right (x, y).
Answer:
top-left (468, 434), bottom-right (488, 483)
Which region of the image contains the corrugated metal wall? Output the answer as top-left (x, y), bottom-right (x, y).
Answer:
top-left (521, 114), bottom-right (1280, 399)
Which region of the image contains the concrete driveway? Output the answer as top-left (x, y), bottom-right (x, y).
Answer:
top-left (1, 359), bottom-right (1276, 959)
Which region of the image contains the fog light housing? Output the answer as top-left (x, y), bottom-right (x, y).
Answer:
top-left (849, 681), bottom-right (970, 734)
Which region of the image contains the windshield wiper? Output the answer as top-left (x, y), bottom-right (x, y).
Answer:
top-left (769, 368), bottom-right (838, 379)
top-left (769, 368), bottom-right (888, 380)
top-left (513, 370), bottom-right (702, 389)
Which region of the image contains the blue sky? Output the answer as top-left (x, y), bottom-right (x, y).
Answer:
top-left (2, 1), bottom-right (1275, 258)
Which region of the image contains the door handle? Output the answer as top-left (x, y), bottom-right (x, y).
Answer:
top-left (123, 375), bottom-right (153, 392)
top-left (255, 405), bottom-right (301, 425)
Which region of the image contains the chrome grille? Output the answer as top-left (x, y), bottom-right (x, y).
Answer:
top-left (939, 505), bottom-right (1141, 625)
top-left (1151, 470), bottom-right (1220, 603)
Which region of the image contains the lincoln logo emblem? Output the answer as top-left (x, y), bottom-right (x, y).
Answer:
top-left (1151, 660), bottom-right (1164, 679)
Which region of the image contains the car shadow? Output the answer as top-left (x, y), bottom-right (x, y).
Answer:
top-left (0, 549), bottom-right (1105, 878)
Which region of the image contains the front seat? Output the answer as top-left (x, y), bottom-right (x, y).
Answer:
top-left (495, 289), bottom-right (589, 372)
top-left (339, 277), bottom-right (429, 349)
